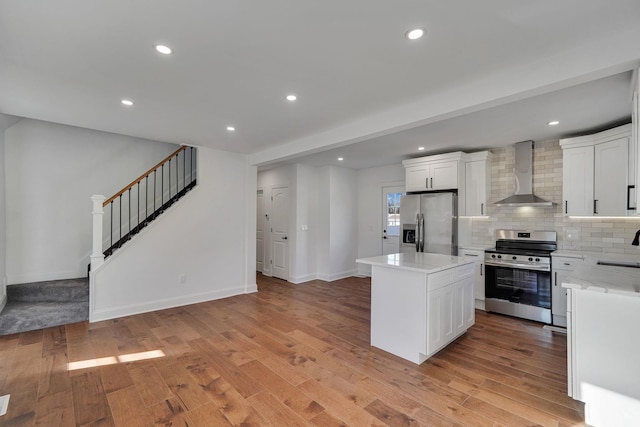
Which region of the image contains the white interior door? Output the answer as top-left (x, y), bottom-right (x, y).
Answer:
top-left (256, 189), bottom-right (265, 272)
top-left (382, 186), bottom-right (405, 255)
top-left (271, 185), bottom-right (289, 281)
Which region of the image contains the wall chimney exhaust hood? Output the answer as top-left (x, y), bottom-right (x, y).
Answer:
top-left (494, 141), bottom-right (554, 207)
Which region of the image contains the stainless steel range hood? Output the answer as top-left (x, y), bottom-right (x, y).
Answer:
top-left (494, 141), bottom-right (554, 207)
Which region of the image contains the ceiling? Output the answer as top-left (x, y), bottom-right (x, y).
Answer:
top-left (1, 1), bottom-right (640, 170)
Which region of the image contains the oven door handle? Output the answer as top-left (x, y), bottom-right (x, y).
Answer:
top-left (484, 260), bottom-right (550, 272)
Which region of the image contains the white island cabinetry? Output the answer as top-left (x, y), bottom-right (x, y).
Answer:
top-left (356, 252), bottom-right (475, 364)
top-left (563, 265), bottom-right (640, 426)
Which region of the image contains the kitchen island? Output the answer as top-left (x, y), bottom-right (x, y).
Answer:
top-left (356, 252), bottom-right (475, 364)
top-left (562, 263), bottom-right (640, 427)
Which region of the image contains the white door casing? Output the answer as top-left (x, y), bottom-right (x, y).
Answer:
top-left (271, 185), bottom-right (289, 281)
top-left (256, 189), bottom-right (265, 272)
top-left (382, 186), bottom-right (405, 255)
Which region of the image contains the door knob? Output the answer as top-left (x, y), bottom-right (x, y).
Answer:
top-left (282, 236), bottom-right (288, 240)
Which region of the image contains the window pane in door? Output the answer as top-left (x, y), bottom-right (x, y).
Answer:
top-left (386, 192), bottom-right (404, 236)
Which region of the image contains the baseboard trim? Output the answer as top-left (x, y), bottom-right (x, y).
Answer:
top-left (90, 285), bottom-right (251, 322)
top-left (289, 273), bottom-right (318, 284)
top-left (317, 269), bottom-right (358, 282)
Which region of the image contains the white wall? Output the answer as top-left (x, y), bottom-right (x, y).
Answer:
top-left (4, 119), bottom-right (179, 284)
top-left (257, 163), bottom-right (359, 284)
top-left (292, 164), bottom-right (319, 283)
top-left (315, 166), bottom-right (358, 281)
top-left (356, 164), bottom-right (405, 275)
top-left (0, 114), bottom-right (21, 311)
top-left (327, 166), bottom-right (358, 280)
top-left (91, 147), bottom-right (257, 321)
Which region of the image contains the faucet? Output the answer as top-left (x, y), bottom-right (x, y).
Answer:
top-left (632, 229), bottom-right (640, 246)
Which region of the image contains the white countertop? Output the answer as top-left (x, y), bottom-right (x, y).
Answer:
top-left (356, 252), bottom-right (474, 274)
top-left (562, 264), bottom-right (640, 297)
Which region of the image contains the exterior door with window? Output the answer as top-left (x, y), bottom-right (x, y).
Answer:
top-left (382, 186), bottom-right (405, 255)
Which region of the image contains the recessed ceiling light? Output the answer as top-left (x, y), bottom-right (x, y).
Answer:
top-left (418, 146), bottom-right (425, 151)
top-left (286, 94), bottom-right (297, 101)
top-left (548, 120), bottom-right (560, 126)
top-left (226, 126), bottom-right (235, 131)
top-left (337, 157), bottom-right (344, 161)
top-left (406, 28), bottom-right (424, 40)
top-left (121, 99), bottom-right (134, 106)
top-left (155, 44), bottom-right (172, 55)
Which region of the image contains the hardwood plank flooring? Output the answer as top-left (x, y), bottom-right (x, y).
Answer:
top-left (0, 274), bottom-right (585, 426)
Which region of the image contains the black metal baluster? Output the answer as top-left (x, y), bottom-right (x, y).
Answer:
top-left (118, 194), bottom-right (122, 246)
top-left (153, 170), bottom-right (157, 214)
top-left (137, 182), bottom-right (140, 232)
top-left (145, 176), bottom-right (148, 223)
top-left (168, 158), bottom-right (171, 201)
top-left (110, 202), bottom-right (113, 251)
top-left (183, 147), bottom-right (186, 192)
top-left (161, 164), bottom-right (164, 209)
top-left (128, 188), bottom-right (131, 237)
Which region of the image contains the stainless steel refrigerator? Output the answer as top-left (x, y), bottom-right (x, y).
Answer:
top-left (399, 192), bottom-right (458, 255)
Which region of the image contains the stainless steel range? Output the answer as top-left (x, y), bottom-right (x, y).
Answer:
top-left (484, 230), bottom-right (557, 323)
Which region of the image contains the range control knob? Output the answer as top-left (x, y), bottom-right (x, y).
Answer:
top-left (491, 254), bottom-right (496, 258)
top-left (497, 255), bottom-right (502, 259)
top-left (528, 257), bottom-right (533, 262)
top-left (535, 258), bottom-right (540, 262)
top-left (512, 256), bottom-right (517, 260)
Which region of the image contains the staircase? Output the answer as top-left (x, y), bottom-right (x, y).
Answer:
top-left (0, 146), bottom-right (198, 335)
top-left (0, 278), bottom-right (89, 335)
top-left (92, 145), bottom-right (197, 267)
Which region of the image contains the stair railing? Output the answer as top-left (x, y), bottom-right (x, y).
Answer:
top-left (90, 146), bottom-right (197, 271)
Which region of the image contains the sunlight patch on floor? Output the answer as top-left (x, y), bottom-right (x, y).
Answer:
top-left (67, 349), bottom-right (165, 371)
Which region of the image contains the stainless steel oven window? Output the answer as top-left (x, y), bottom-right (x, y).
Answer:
top-left (485, 265), bottom-right (551, 309)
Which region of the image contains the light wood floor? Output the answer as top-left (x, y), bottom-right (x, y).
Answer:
top-left (0, 274), bottom-right (584, 426)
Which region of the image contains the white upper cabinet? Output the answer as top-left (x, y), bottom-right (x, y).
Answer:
top-left (463, 152), bottom-right (492, 216)
top-left (403, 152), bottom-right (463, 192)
top-left (560, 124), bottom-right (632, 216)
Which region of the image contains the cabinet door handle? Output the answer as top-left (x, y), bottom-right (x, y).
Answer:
top-left (593, 199), bottom-right (598, 215)
top-left (480, 263), bottom-right (483, 276)
top-left (627, 185), bottom-right (636, 210)
top-left (426, 177), bottom-right (428, 189)
top-left (464, 253), bottom-right (478, 257)
top-left (554, 271), bottom-right (557, 286)
top-left (565, 200), bottom-right (568, 214)
top-left (481, 203), bottom-right (484, 215)
top-left (430, 177), bottom-right (433, 188)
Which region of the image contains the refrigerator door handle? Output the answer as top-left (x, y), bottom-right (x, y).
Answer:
top-left (419, 213), bottom-right (425, 252)
top-left (415, 213), bottom-right (420, 252)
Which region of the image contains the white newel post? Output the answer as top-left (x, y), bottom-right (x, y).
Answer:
top-left (91, 195), bottom-right (106, 270)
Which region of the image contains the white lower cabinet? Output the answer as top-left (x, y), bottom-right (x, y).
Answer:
top-left (551, 255), bottom-right (583, 327)
top-left (460, 248), bottom-right (485, 310)
top-left (426, 274), bottom-right (474, 356)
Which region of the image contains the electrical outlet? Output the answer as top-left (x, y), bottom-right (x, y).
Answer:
top-left (179, 274), bottom-right (187, 284)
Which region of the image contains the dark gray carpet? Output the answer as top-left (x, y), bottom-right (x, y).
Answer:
top-left (0, 278), bottom-right (89, 336)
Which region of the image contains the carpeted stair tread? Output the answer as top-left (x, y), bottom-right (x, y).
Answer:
top-left (7, 278), bottom-right (88, 302)
top-left (0, 300), bottom-right (89, 335)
